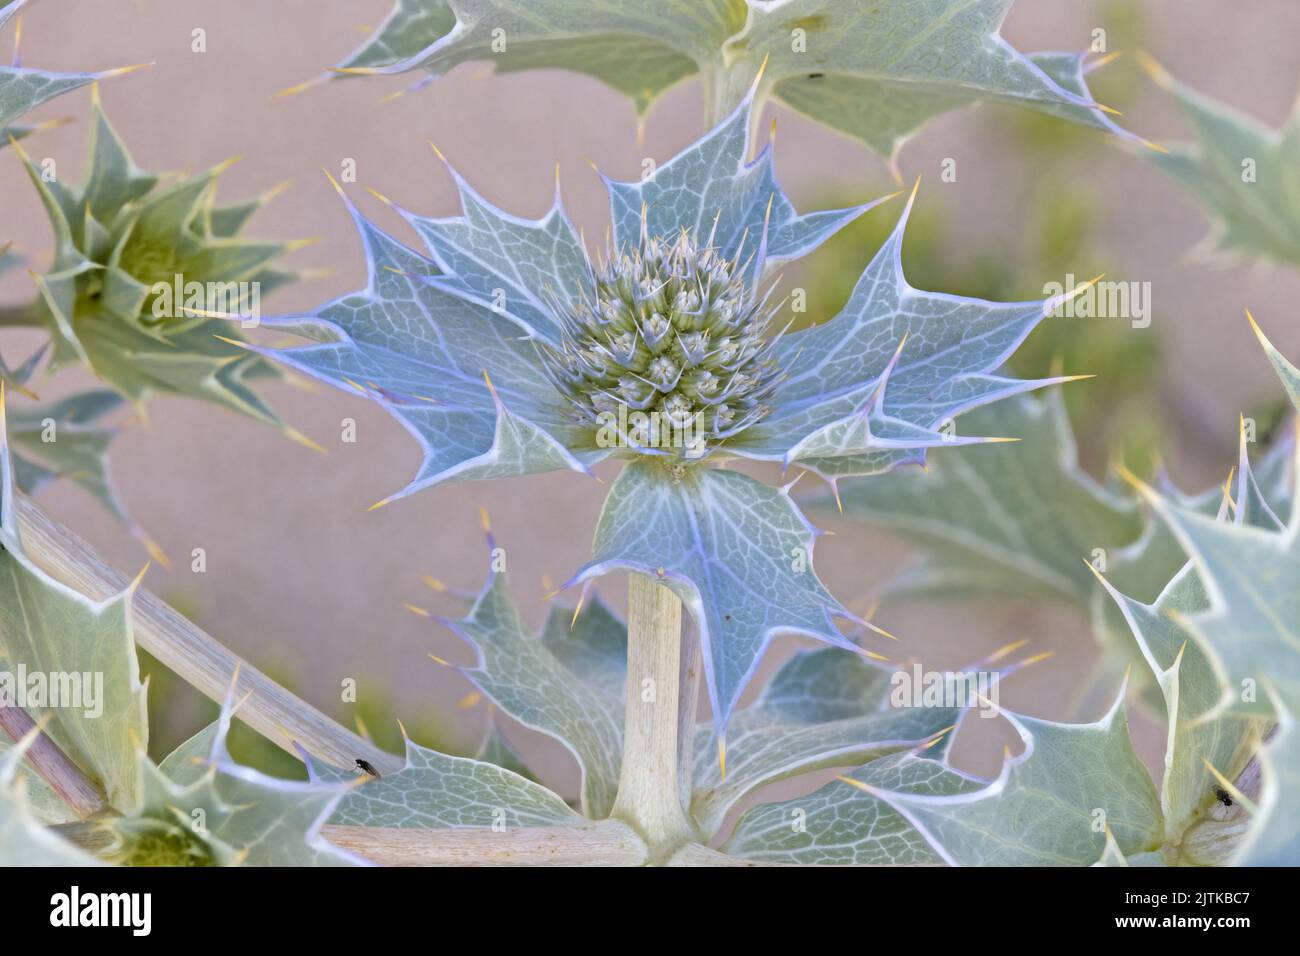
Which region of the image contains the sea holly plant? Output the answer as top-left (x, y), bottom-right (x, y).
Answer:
top-left (298, 533), bottom-right (999, 863)
top-left (313, 0), bottom-right (1136, 165)
top-left (233, 75), bottom-right (1102, 850)
top-left (1, 0), bottom-right (1297, 875)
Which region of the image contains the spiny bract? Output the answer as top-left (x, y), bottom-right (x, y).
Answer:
top-left (541, 227), bottom-right (782, 460)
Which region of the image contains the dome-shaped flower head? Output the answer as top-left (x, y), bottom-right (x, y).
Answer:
top-left (250, 80), bottom-right (1085, 740)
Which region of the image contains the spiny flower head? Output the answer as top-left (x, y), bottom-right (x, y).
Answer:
top-left (13, 93), bottom-right (306, 430)
top-left (542, 228), bottom-right (783, 460)
top-left (254, 86), bottom-right (1079, 738)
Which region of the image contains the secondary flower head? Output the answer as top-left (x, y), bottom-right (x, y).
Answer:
top-left (253, 82), bottom-right (1083, 737)
top-left (12, 91), bottom-right (305, 430)
top-left (541, 226), bottom-right (783, 460)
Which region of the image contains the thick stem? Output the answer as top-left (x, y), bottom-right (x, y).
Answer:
top-left (14, 492), bottom-right (402, 775)
top-left (320, 820), bottom-right (647, 867)
top-left (676, 622), bottom-right (702, 812)
top-left (0, 706), bottom-right (107, 818)
top-left (610, 572), bottom-right (697, 856)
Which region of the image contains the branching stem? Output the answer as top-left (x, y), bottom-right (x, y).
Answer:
top-left (13, 492), bottom-right (401, 775)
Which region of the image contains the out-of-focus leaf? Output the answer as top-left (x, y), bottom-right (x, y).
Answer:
top-left (327, 0), bottom-right (1129, 162)
top-left (823, 392), bottom-right (1146, 607)
top-left (856, 685), bottom-right (1163, 866)
top-left (0, 391), bottom-right (147, 811)
top-left (440, 558), bottom-right (623, 818)
top-left (690, 647), bottom-right (957, 836)
top-left (1143, 57), bottom-right (1300, 266)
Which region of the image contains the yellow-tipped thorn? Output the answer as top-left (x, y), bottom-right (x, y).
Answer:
top-left (368, 496), bottom-right (393, 512)
top-left (321, 167), bottom-right (345, 196)
top-left (141, 536), bottom-right (172, 571)
top-left (257, 179), bottom-right (295, 206)
top-left (908, 174), bottom-right (922, 204)
top-left (212, 334), bottom-right (251, 350)
top-left (1095, 103), bottom-right (1123, 117)
top-left (1140, 138), bottom-right (1171, 155)
top-left (1134, 50), bottom-right (1173, 90)
top-left (273, 76), bottom-right (323, 99)
top-left (921, 726), bottom-right (954, 751)
top-left (365, 186), bottom-right (394, 207)
top-left (210, 154), bottom-right (245, 177)
top-left (458, 691), bottom-right (483, 710)
top-left (24, 116), bottom-right (74, 134)
top-left (1114, 462), bottom-right (1158, 502)
top-left (1065, 273), bottom-right (1106, 301)
top-left (284, 426), bottom-right (327, 455)
top-left (1016, 650), bottom-right (1056, 669)
top-left (479, 506), bottom-right (491, 534)
top-left (99, 62), bottom-right (155, 80)
top-left (329, 66), bottom-right (384, 76)
top-left (403, 603), bottom-right (430, 617)
top-left (1089, 50), bottom-right (1123, 71)
top-left (284, 235), bottom-right (322, 254)
top-left (1245, 309), bottom-right (1275, 350)
top-left (718, 739), bottom-right (727, 781)
top-left (836, 775), bottom-right (880, 796)
top-left (428, 653), bottom-right (451, 667)
top-left (986, 638), bottom-right (1030, 663)
top-left (863, 619), bottom-right (899, 642)
top-left (860, 649), bottom-right (891, 663)
top-left (353, 714), bottom-right (372, 740)
top-left (428, 141), bottom-right (447, 163)
top-left (422, 575), bottom-right (447, 594)
top-left (127, 561), bottom-right (152, 593)
top-left (1201, 757), bottom-right (1257, 814)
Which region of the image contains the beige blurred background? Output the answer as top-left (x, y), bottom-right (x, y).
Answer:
top-left (2, 1), bottom-right (1299, 804)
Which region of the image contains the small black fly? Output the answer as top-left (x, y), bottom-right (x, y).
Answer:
top-left (807, 72), bottom-right (825, 79)
top-left (355, 759), bottom-right (381, 779)
top-left (1214, 786), bottom-right (1233, 807)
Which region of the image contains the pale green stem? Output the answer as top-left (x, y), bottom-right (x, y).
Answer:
top-left (610, 572), bottom-right (699, 858)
